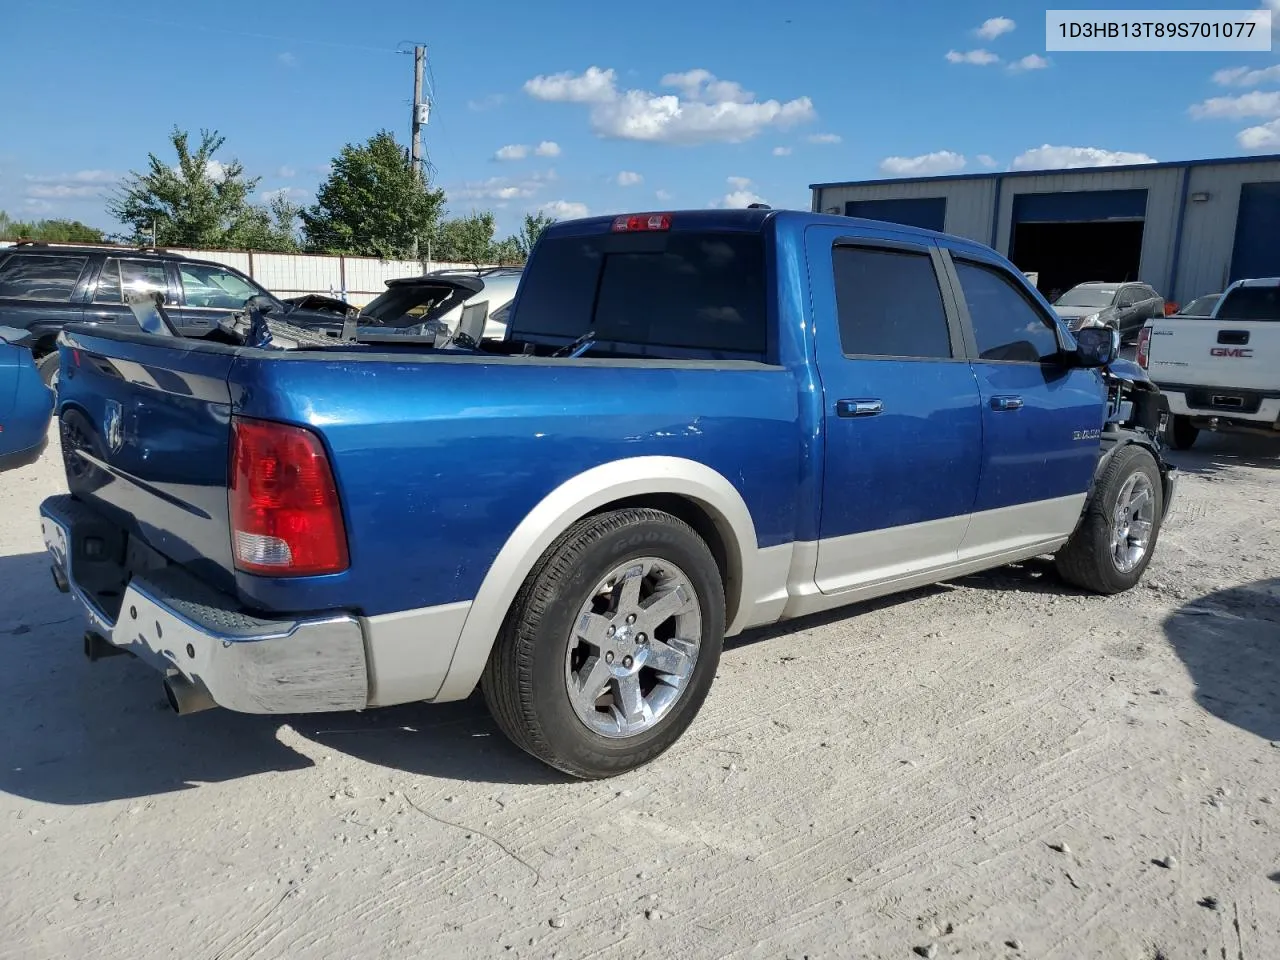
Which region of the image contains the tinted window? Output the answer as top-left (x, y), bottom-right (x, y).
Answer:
top-left (0, 254), bottom-right (87, 301)
top-left (1217, 286), bottom-right (1280, 321)
top-left (511, 232), bottom-right (766, 355)
top-left (832, 245), bottom-right (951, 359)
top-left (93, 260), bottom-right (121, 302)
top-left (179, 262), bottom-right (262, 309)
top-left (1054, 286), bottom-right (1116, 308)
top-left (955, 260), bottom-right (1061, 363)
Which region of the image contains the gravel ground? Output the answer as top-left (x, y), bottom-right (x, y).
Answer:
top-left (2, 431), bottom-right (1278, 960)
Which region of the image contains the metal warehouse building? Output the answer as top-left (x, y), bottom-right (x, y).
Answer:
top-left (809, 155), bottom-right (1280, 306)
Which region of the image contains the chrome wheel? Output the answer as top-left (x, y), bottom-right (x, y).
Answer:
top-left (564, 557), bottom-right (702, 739)
top-left (1111, 471), bottom-right (1155, 573)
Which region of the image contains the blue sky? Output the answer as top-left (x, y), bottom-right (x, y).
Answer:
top-left (2, 0), bottom-right (1278, 239)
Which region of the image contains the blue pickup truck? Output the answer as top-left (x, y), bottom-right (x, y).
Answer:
top-left (39, 208), bottom-right (1175, 778)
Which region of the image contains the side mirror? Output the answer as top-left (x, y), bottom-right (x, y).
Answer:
top-left (1073, 325), bottom-right (1120, 368)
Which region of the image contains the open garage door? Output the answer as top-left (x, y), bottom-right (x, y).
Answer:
top-left (844, 197), bottom-right (947, 232)
top-left (1230, 181), bottom-right (1280, 283)
top-left (1009, 189), bottom-right (1147, 298)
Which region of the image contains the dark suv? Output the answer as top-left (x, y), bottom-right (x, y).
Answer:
top-left (0, 242), bottom-right (300, 384)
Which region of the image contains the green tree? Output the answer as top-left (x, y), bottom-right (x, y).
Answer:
top-left (107, 127), bottom-right (277, 249)
top-left (490, 236), bottom-right (523, 266)
top-left (0, 211), bottom-right (105, 243)
top-left (514, 211), bottom-right (555, 260)
top-left (433, 211), bottom-right (497, 267)
top-left (302, 130), bottom-right (445, 259)
top-left (235, 194), bottom-right (302, 253)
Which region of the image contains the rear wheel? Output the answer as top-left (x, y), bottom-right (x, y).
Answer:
top-left (1166, 415), bottom-right (1199, 450)
top-left (1055, 444), bottom-right (1164, 594)
top-left (36, 352), bottom-right (59, 388)
top-left (481, 508), bottom-right (725, 779)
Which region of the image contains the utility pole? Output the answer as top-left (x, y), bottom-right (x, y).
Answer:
top-left (410, 44), bottom-right (426, 259)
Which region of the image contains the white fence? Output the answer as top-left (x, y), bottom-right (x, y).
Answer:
top-left (0, 241), bottom-right (497, 308)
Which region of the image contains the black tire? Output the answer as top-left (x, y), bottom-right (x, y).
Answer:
top-left (481, 508), bottom-right (725, 779)
top-left (36, 351), bottom-right (59, 387)
top-left (1166, 415), bottom-right (1199, 451)
top-left (1055, 444), bottom-right (1164, 595)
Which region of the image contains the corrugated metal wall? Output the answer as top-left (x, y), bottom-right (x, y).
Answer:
top-left (813, 178), bottom-right (996, 243)
top-left (813, 160), bottom-right (1280, 304)
top-left (1176, 161), bottom-right (1280, 302)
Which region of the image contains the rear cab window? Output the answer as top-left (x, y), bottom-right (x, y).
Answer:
top-left (508, 225), bottom-right (768, 360)
top-left (0, 254), bottom-right (89, 301)
top-left (1216, 286), bottom-right (1280, 321)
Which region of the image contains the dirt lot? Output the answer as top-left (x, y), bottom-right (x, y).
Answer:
top-left (2, 432), bottom-right (1278, 960)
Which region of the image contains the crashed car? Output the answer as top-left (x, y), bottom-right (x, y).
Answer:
top-left (0, 326), bottom-right (54, 471)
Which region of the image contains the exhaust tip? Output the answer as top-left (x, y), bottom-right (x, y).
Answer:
top-left (163, 675), bottom-right (217, 715)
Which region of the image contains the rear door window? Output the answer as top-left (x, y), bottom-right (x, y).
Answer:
top-left (0, 254), bottom-right (88, 301)
top-left (94, 259), bottom-right (175, 304)
top-left (832, 245), bottom-right (953, 359)
top-left (510, 231), bottom-right (767, 356)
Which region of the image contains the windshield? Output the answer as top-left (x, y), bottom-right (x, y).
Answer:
top-left (1178, 295), bottom-right (1219, 317)
top-left (1054, 286), bottom-right (1116, 308)
top-left (509, 230), bottom-right (767, 357)
top-left (1216, 286), bottom-right (1280, 321)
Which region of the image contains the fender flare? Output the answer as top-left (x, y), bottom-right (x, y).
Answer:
top-left (431, 456), bottom-right (760, 702)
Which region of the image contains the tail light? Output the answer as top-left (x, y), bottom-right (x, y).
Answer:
top-left (611, 213), bottom-right (671, 232)
top-left (1136, 325), bottom-right (1152, 369)
top-left (1163, 302), bottom-right (1178, 316)
top-left (229, 416), bottom-right (349, 577)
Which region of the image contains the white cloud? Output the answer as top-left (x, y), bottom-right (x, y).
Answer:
top-left (23, 198), bottom-right (54, 213)
top-left (205, 159), bottom-right (228, 182)
top-left (1239, 118), bottom-right (1280, 148)
top-left (879, 150), bottom-right (967, 176)
top-left (494, 144), bottom-right (530, 161)
top-left (540, 200), bottom-right (589, 219)
top-left (1011, 144), bottom-right (1157, 170)
top-left (524, 65), bottom-right (815, 144)
top-left (451, 170), bottom-right (557, 201)
top-left (261, 186), bottom-right (309, 201)
top-left (946, 49), bottom-right (1000, 65)
top-left (534, 140), bottom-right (561, 157)
top-left (976, 16), bottom-right (1016, 39)
top-left (616, 170), bottom-right (643, 186)
top-left (276, 165), bottom-right (297, 178)
top-left (1010, 54), bottom-right (1049, 71)
top-left (1189, 90), bottom-right (1280, 119)
top-left (977, 154), bottom-right (998, 168)
top-left (711, 176), bottom-right (767, 208)
top-left (772, 146), bottom-right (792, 156)
top-left (23, 169), bottom-right (119, 199)
top-left (467, 94), bottom-right (506, 111)
top-left (807, 133), bottom-right (842, 144)
top-left (1212, 64), bottom-right (1280, 86)
top-left (278, 52), bottom-right (297, 67)
top-left (655, 189), bottom-right (674, 201)
top-left (524, 65), bottom-right (618, 103)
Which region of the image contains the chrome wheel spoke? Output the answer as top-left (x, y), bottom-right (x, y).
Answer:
top-left (645, 637), bottom-right (693, 681)
top-left (610, 673), bottom-right (650, 730)
top-left (571, 655), bottom-right (611, 713)
top-left (1109, 471), bottom-right (1156, 574)
top-left (575, 611), bottom-right (613, 647)
top-left (637, 583), bottom-right (695, 634)
top-left (616, 564), bottom-right (645, 611)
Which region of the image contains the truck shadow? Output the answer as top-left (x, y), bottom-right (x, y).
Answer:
top-left (1163, 432), bottom-right (1280, 477)
top-left (0, 551), bottom-right (562, 806)
top-left (1163, 579), bottom-right (1280, 743)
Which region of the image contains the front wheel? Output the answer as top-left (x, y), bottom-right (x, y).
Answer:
top-left (481, 508), bottom-right (725, 779)
top-left (1055, 444), bottom-right (1164, 594)
top-left (1166, 415), bottom-right (1199, 450)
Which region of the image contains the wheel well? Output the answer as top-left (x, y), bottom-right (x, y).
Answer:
top-left (591, 493), bottom-right (742, 628)
top-left (32, 336), bottom-right (58, 360)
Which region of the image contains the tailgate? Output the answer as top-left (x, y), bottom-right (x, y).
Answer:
top-left (57, 328), bottom-right (239, 594)
top-left (1147, 317), bottom-right (1277, 391)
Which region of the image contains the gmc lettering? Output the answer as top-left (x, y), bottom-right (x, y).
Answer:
top-left (1210, 347), bottom-right (1253, 358)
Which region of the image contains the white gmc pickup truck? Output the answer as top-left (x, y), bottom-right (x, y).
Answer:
top-left (1138, 277), bottom-right (1280, 449)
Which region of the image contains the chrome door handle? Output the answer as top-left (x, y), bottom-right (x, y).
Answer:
top-left (990, 395), bottom-right (1024, 412)
top-left (836, 399), bottom-right (883, 418)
